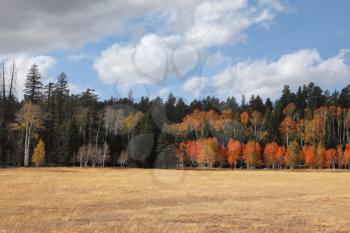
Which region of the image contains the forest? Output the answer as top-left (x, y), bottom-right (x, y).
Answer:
top-left (1, 62), bottom-right (350, 169)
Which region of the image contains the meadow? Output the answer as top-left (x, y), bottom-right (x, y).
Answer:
top-left (0, 168), bottom-right (350, 233)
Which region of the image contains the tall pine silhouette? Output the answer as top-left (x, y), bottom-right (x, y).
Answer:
top-left (24, 64), bottom-right (43, 103)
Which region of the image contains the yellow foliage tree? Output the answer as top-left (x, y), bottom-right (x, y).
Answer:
top-left (32, 139), bottom-right (46, 167)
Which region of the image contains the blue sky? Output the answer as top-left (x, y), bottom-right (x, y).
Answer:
top-left (1, 0), bottom-right (349, 102)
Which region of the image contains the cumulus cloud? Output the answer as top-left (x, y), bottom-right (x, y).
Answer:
top-left (94, 34), bottom-right (168, 89)
top-left (182, 76), bottom-right (209, 97)
top-left (1, 55), bottom-right (57, 98)
top-left (183, 49), bottom-right (350, 100)
top-left (94, 0), bottom-right (284, 89)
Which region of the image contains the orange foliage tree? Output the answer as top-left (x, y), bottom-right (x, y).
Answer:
top-left (240, 112), bottom-right (249, 126)
top-left (280, 117), bottom-right (296, 147)
top-left (218, 144), bottom-right (227, 168)
top-left (316, 144), bottom-right (326, 169)
top-left (280, 103), bottom-right (296, 146)
top-left (197, 138), bottom-right (219, 168)
top-left (304, 145), bottom-right (317, 168)
top-left (325, 148), bottom-right (336, 169)
top-left (337, 145), bottom-right (344, 169)
top-left (344, 144), bottom-right (350, 169)
top-left (243, 141), bottom-right (261, 169)
top-left (264, 142), bottom-right (279, 169)
top-left (276, 146), bottom-right (286, 169)
top-left (227, 139), bottom-right (241, 168)
top-left (186, 141), bottom-right (198, 167)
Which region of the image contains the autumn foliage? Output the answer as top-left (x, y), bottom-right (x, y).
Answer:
top-left (344, 144), bottom-right (350, 168)
top-left (264, 143), bottom-right (288, 169)
top-left (174, 107), bottom-right (350, 170)
top-left (32, 139), bottom-right (46, 167)
top-left (243, 141), bottom-right (261, 169)
top-left (227, 139), bottom-right (241, 168)
top-left (173, 107), bottom-right (350, 170)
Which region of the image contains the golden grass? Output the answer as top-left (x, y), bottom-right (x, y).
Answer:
top-left (0, 168), bottom-right (350, 233)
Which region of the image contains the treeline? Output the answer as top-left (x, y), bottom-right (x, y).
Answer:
top-left (1, 62), bottom-right (350, 169)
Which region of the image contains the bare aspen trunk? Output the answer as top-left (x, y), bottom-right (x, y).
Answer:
top-left (24, 126), bottom-right (29, 167)
top-left (102, 142), bottom-right (108, 167)
top-left (17, 129), bottom-right (24, 167)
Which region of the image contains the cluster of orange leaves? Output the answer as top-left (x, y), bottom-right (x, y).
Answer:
top-left (178, 139), bottom-right (350, 168)
top-left (178, 139), bottom-right (263, 167)
top-left (178, 138), bottom-right (220, 166)
top-left (174, 109), bottom-right (234, 136)
top-left (263, 142), bottom-right (286, 168)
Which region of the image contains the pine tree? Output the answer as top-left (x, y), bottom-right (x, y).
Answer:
top-left (338, 85), bottom-right (350, 108)
top-left (174, 98), bottom-right (187, 123)
top-left (43, 82), bottom-right (58, 164)
top-left (24, 64), bottom-right (43, 103)
top-left (165, 93), bottom-right (176, 122)
top-left (54, 73), bottom-right (69, 164)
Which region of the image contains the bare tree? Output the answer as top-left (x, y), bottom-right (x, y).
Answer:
top-left (77, 145), bottom-right (86, 167)
top-left (90, 145), bottom-right (99, 167)
top-left (101, 142), bottom-right (110, 167)
top-left (12, 101), bottom-right (44, 166)
top-left (102, 106), bottom-right (125, 167)
top-left (118, 150), bottom-right (128, 167)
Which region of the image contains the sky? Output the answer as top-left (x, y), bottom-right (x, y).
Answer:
top-left (1, 0), bottom-right (349, 103)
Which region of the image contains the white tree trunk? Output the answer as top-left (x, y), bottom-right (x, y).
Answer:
top-left (24, 126), bottom-right (29, 167)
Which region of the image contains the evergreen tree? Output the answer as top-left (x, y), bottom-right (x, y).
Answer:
top-left (174, 98), bottom-right (187, 123)
top-left (305, 82), bottom-right (325, 109)
top-left (338, 85), bottom-right (350, 108)
top-left (249, 95), bottom-right (264, 113)
top-left (54, 73), bottom-right (70, 164)
top-left (155, 144), bottom-right (178, 168)
top-left (24, 64), bottom-right (43, 103)
top-left (165, 93), bottom-right (176, 122)
top-left (43, 82), bottom-right (57, 164)
top-left (226, 97), bottom-right (239, 112)
top-left (79, 89), bottom-right (98, 145)
top-left (156, 131), bottom-right (175, 156)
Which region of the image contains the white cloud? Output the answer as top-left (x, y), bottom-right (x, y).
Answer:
top-left (171, 45), bottom-right (201, 77)
top-left (94, 34), bottom-right (168, 89)
top-left (183, 49), bottom-right (350, 100)
top-left (182, 0), bottom-right (285, 48)
top-left (182, 76), bottom-right (209, 97)
top-left (95, 0), bottom-right (284, 89)
top-left (2, 55), bottom-right (57, 99)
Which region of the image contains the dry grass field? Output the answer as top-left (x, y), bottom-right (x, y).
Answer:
top-left (0, 168), bottom-right (350, 233)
